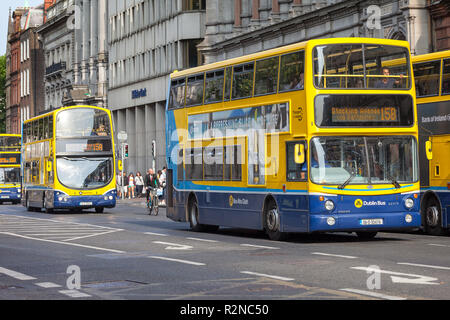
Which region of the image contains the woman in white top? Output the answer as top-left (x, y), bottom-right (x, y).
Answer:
top-left (128, 173), bottom-right (135, 199)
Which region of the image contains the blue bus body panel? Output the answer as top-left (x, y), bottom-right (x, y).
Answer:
top-left (0, 187), bottom-right (21, 202)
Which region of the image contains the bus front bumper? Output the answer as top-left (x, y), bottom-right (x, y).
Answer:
top-left (53, 191), bottom-right (116, 209)
top-left (308, 210), bottom-right (421, 233)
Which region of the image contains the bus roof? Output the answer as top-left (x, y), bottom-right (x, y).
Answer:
top-left (171, 37), bottom-right (411, 79)
top-left (23, 105), bottom-right (111, 123)
top-left (412, 50), bottom-right (450, 63)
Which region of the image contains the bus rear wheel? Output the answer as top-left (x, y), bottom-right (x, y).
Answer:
top-left (424, 197), bottom-right (445, 235)
top-left (188, 198), bottom-right (218, 232)
top-left (264, 200), bottom-right (288, 241)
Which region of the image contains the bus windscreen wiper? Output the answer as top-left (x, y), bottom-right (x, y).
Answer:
top-left (338, 172), bottom-right (356, 190)
top-left (387, 174), bottom-right (401, 189)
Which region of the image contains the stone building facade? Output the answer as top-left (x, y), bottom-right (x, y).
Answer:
top-left (37, 0), bottom-right (109, 112)
top-left (108, 0), bottom-right (206, 174)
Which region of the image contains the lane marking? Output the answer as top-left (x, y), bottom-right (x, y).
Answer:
top-left (352, 266), bottom-right (439, 285)
top-left (0, 267), bottom-right (36, 281)
top-left (240, 271), bottom-right (294, 282)
top-left (35, 282), bottom-right (61, 288)
top-left (147, 256), bottom-right (205, 266)
top-left (153, 241), bottom-right (193, 250)
top-left (59, 289), bottom-right (92, 298)
top-left (397, 262), bottom-right (450, 271)
top-left (240, 244), bottom-right (279, 250)
top-left (312, 252), bottom-right (358, 259)
top-left (186, 237), bottom-right (219, 243)
top-left (428, 244), bottom-right (450, 248)
top-left (0, 232), bottom-right (125, 254)
top-left (340, 288), bottom-right (406, 300)
top-left (144, 232), bottom-right (169, 237)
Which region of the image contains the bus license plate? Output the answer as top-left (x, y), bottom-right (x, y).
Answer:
top-left (80, 202), bottom-right (93, 206)
top-left (360, 219), bottom-right (383, 226)
top-left (1, 196), bottom-right (10, 199)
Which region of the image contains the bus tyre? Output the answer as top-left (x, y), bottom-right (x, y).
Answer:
top-left (424, 197), bottom-right (445, 236)
top-left (264, 200), bottom-right (288, 241)
top-left (356, 231), bottom-right (377, 240)
top-left (189, 198), bottom-right (204, 232)
top-left (95, 207), bottom-right (104, 214)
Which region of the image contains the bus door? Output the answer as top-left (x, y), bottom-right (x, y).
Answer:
top-left (248, 130), bottom-right (265, 185)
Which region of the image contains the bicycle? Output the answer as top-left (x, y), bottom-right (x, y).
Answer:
top-left (147, 188), bottom-right (159, 216)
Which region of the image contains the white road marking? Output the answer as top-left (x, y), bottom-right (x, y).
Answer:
top-left (340, 288), bottom-right (406, 300)
top-left (148, 256), bottom-right (205, 266)
top-left (35, 282), bottom-right (61, 288)
top-left (352, 266), bottom-right (440, 285)
top-left (428, 244), bottom-right (450, 248)
top-left (186, 237), bottom-right (219, 243)
top-left (144, 232), bottom-right (169, 237)
top-left (240, 271), bottom-right (294, 282)
top-left (59, 290), bottom-right (92, 298)
top-left (312, 252), bottom-right (358, 259)
top-left (153, 241), bottom-right (193, 250)
top-left (397, 262), bottom-right (450, 271)
top-left (240, 244), bottom-right (279, 250)
top-left (0, 232), bottom-right (125, 254)
top-left (0, 267), bottom-right (36, 281)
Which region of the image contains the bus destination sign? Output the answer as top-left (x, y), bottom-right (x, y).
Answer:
top-left (331, 106), bottom-right (398, 123)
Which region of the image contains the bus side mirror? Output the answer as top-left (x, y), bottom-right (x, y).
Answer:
top-left (425, 140), bottom-right (433, 160)
top-left (294, 144), bottom-right (305, 164)
top-left (118, 160), bottom-right (123, 171)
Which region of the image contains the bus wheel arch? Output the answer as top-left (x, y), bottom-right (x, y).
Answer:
top-left (422, 192), bottom-right (445, 235)
top-left (262, 195), bottom-right (288, 241)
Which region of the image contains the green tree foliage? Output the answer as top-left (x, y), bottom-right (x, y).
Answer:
top-left (0, 55), bottom-right (6, 133)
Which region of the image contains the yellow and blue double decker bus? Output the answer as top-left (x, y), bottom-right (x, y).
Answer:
top-left (165, 38), bottom-right (421, 240)
top-left (0, 134), bottom-right (21, 204)
top-left (412, 50), bottom-right (450, 235)
top-left (22, 106), bottom-right (117, 213)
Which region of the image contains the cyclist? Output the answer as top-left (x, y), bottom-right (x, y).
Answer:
top-left (145, 168), bottom-right (160, 215)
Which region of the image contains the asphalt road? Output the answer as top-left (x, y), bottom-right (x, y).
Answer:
top-left (1, 199), bottom-right (450, 303)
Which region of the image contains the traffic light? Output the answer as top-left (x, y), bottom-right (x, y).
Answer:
top-left (123, 143), bottom-right (129, 158)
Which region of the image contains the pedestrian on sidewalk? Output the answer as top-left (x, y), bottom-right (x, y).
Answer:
top-left (128, 173), bottom-right (135, 199)
top-left (122, 172), bottom-right (129, 199)
top-left (135, 171), bottom-right (144, 198)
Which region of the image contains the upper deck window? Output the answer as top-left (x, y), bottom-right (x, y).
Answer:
top-left (169, 78), bottom-right (186, 109)
top-left (442, 58), bottom-right (450, 95)
top-left (279, 51), bottom-right (305, 92)
top-left (232, 62), bottom-right (254, 100)
top-left (56, 109), bottom-right (111, 138)
top-left (186, 74), bottom-right (204, 106)
top-left (314, 44), bottom-right (410, 89)
top-left (204, 69), bottom-right (224, 104)
top-left (254, 56), bottom-right (279, 96)
top-left (413, 60), bottom-right (441, 97)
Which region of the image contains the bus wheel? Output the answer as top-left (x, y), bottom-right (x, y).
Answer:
top-left (189, 198), bottom-right (203, 232)
top-left (95, 207), bottom-right (104, 214)
top-left (424, 197), bottom-right (445, 235)
top-left (264, 200), bottom-right (288, 241)
top-left (356, 231), bottom-right (377, 240)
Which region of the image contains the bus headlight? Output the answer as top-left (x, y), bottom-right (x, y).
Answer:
top-left (405, 214), bottom-right (413, 223)
top-left (405, 198), bottom-right (414, 209)
top-left (17, 188), bottom-right (21, 193)
top-left (325, 200), bottom-right (335, 211)
top-left (327, 217), bottom-right (336, 226)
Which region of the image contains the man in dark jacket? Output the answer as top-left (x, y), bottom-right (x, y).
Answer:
top-left (145, 168), bottom-right (159, 202)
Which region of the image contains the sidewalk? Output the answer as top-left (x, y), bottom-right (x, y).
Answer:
top-left (116, 196), bottom-right (166, 208)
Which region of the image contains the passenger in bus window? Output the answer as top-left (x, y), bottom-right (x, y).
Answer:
top-left (97, 124), bottom-right (108, 136)
top-left (289, 72), bottom-right (304, 90)
top-left (375, 67), bottom-right (403, 88)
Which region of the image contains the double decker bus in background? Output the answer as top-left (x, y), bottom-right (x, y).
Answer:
top-left (165, 38), bottom-right (421, 241)
top-left (0, 134), bottom-right (21, 204)
top-left (412, 50), bottom-right (450, 235)
top-left (22, 106), bottom-right (117, 213)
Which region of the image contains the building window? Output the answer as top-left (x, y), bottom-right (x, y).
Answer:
top-left (184, 39), bottom-right (202, 69)
top-left (182, 0), bottom-right (206, 11)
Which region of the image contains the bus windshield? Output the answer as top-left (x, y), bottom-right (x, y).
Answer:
top-left (310, 136), bottom-right (418, 186)
top-left (56, 157), bottom-right (113, 189)
top-left (314, 44), bottom-right (410, 89)
top-left (0, 168), bottom-right (20, 184)
top-left (56, 109), bottom-right (111, 138)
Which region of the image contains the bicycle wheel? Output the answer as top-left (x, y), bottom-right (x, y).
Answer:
top-left (147, 199), bottom-right (152, 215)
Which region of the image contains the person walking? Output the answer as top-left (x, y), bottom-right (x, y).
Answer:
top-left (159, 167), bottom-right (167, 206)
top-left (128, 173), bottom-right (135, 199)
top-left (135, 171), bottom-right (144, 198)
top-left (122, 172), bottom-right (129, 199)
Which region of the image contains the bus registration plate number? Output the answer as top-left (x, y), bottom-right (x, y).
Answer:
top-left (80, 202), bottom-right (93, 206)
top-left (360, 219), bottom-right (383, 226)
top-left (1, 196), bottom-right (10, 199)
